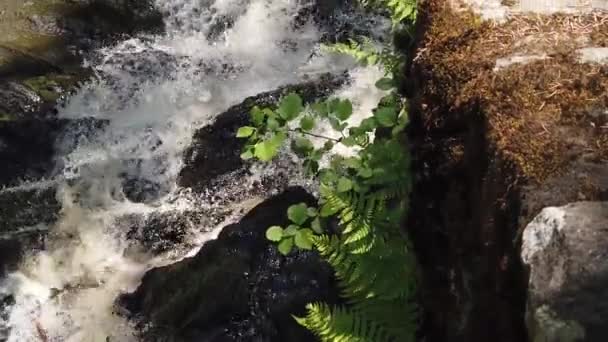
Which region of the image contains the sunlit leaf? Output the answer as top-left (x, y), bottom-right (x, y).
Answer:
top-left (278, 237), bottom-right (294, 255)
top-left (240, 150), bottom-right (254, 160)
top-left (374, 106), bottom-right (397, 127)
top-left (266, 226), bottom-right (284, 241)
top-left (236, 126), bottom-right (255, 138)
top-left (337, 177), bottom-right (353, 193)
top-left (250, 106), bottom-right (265, 127)
top-left (294, 229), bottom-right (314, 250)
top-left (311, 217), bottom-right (323, 234)
top-left (300, 116), bottom-right (315, 131)
top-left (335, 99), bottom-right (353, 121)
top-left (284, 224), bottom-right (299, 236)
top-left (277, 93), bottom-right (303, 120)
top-left (288, 203), bottom-right (309, 225)
top-left (254, 140), bottom-right (278, 161)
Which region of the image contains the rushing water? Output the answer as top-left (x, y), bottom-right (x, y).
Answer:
top-left (0, 0), bottom-right (388, 340)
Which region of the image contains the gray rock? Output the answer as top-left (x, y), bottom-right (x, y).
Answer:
top-left (522, 202), bottom-right (608, 342)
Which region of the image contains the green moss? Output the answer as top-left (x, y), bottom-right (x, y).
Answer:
top-left (22, 72), bottom-right (89, 102)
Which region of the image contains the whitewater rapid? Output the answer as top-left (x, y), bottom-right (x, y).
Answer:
top-left (0, 0), bottom-right (388, 340)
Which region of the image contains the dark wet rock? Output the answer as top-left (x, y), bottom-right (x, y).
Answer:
top-left (0, 294), bottom-right (14, 337)
top-left (121, 178), bottom-right (164, 204)
top-left (0, 118), bottom-right (107, 187)
top-left (0, 119), bottom-right (65, 186)
top-left (522, 202), bottom-right (608, 342)
top-left (118, 207), bottom-right (230, 255)
top-left (0, 82), bottom-right (43, 118)
top-left (178, 73), bottom-right (347, 192)
top-left (0, 184), bottom-right (57, 275)
top-left (0, 184), bottom-right (60, 234)
top-left (119, 187), bottom-right (340, 342)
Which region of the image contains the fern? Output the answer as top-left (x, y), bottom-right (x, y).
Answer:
top-left (360, 0), bottom-right (417, 25)
top-left (235, 1), bottom-right (419, 340)
top-left (296, 303), bottom-right (394, 342)
top-left (322, 38), bottom-right (402, 76)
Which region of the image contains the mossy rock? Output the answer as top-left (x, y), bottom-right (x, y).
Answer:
top-left (22, 72), bottom-right (89, 102)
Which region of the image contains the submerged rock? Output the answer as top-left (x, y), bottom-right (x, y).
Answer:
top-left (522, 202), bottom-right (608, 342)
top-left (119, 187), bottom-right (339, 342)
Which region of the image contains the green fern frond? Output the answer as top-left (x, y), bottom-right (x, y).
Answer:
top-left (322, 38), bottom-right (402, 75)
top-left (295, 303), bottom-right (394, 342)
top-left (360, 0), bottom-right (417, 25)
top-left (312, 234), bottom-right (417, 341)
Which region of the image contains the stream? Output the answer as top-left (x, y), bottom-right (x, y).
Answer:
top-left (0, 0), bottom-right (388, 340)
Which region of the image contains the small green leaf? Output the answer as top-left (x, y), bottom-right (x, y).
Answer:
top-left (267, 117), bottom-right (281, 130)
top-left (320, 202), bottom-right (340, 217)
top-left (374, 106), bottom-right (397, 127)
top-left (357, 166), bottom-right (373, 178)
top-left (300, 116), bottom-right (315, 131)
top-left (254, 140), bottom-right (278, 161)
top-left (293, 137), bottom-right (314, 155)
top-left (294, 229), bottom-right (314, 250)
top-left (240, 150), bottom-right (254, 160)
top-left (288, 203), bottom-right (309, 225)
top-left (284, 224), bottom-right (299, 236)
top-left (311, 217), bottom-right (322, 234)
top-left (375, 77), bottom-right (394, 90)
top-left (322, 141), bottom-right (334, 151)
top-left (309, 149), bottom-right (324, 161)
top-left (311, 101), bottom-right (328, 117)
top-left (342, 157), bottom-right (361, 169)
top-left (328, 117), bottom-right (342, 131)
top-left (266, 226), bottom-right (284, 241)
top-left (320, 169), bottom-right (338, 184)
top-left (277, 93), bottom-right (303, 121)
top-left (307, 207), bottom-right (318, 217)
top-left (366, 54), bottom-right (378, 65)
top-left (278, 237), bottom-right (294, 255)
top-left (337, 177), bottom-right (353, 193)
top-left (335, 99), bottom-right (353, 121)
top-left (341, 136), bottom-right (357, 147)
top-left (236, 126), bottom-right (255, 138)
top-left (327, 98), bottom-right (341, 113)
top-left (270, 131), bottom-right (287, 148)
top-left (359, 117), bottom-right (378, 132)
top-left (250, 106), bottom-right (265, 127)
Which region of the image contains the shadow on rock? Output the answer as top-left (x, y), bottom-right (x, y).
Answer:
top-left (119, 187), bottom-right (340, 342)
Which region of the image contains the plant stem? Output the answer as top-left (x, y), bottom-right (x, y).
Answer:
top-left (289, 129), bottom-right (341, 142)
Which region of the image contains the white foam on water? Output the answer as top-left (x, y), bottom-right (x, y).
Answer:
top-left (0, 0), bottom-right (388, 340)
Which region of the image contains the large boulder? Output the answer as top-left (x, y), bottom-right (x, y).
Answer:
top-left (406, 1), bottom-right (608, 341)
top-left (522, 202), bottom-right (608, 342)
top-left (119, 187), bottom-right (339, 342)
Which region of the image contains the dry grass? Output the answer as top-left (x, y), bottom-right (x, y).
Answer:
top-left (413, 0), bottom-right (608, 182)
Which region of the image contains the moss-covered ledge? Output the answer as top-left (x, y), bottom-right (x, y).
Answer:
top-left (0, 0), bottom-right (163, 119)
top-left (406, 1), bottom-right (607, 341)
